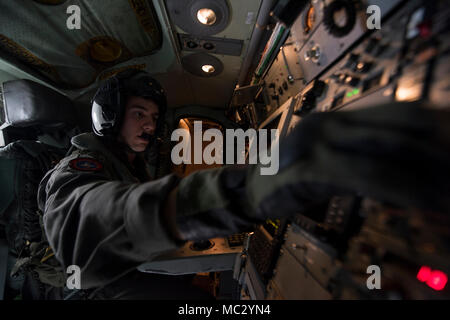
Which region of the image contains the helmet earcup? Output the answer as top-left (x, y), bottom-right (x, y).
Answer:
top-left (91, 76), bottom-right (123, 136)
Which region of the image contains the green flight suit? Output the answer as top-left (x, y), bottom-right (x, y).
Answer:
top-left (37, 133), bottom-right (211, 299)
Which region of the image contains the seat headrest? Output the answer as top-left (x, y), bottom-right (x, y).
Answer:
top-left (1, 79), bottom-right (76, 128)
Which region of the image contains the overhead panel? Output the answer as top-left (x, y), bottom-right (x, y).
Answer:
top-left (164, 0), bottom-right (262, 108)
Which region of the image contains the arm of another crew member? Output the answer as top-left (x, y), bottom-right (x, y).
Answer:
top-left (163, 102), bottom-right (450, 243)
top-left (38, 153), bottom-right (183, 290)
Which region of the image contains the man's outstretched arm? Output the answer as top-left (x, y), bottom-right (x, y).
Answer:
top-left (168, 102), bottom-right (450, 242)
top-left (38, 154), bottom-right (183, 289)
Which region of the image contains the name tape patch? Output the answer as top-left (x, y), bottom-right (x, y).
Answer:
top-left (69, 158), bottom-right (103, 172)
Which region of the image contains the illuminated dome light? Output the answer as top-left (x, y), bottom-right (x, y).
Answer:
top-left (197, 8), bottom-right (217, 25)
top-left (202, 64), bottom-right (215, 74)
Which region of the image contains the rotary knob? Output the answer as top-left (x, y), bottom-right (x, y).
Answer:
top-left (304, 45), bottom-right (321, 64)
top-left (323, 0), bottom-right (357, 38)
top-left (191, 240), bottom-right (214, 251)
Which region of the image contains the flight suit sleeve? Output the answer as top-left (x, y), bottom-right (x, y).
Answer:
top-left (38, 154), bottom-right (182, 289)
top-left (174, 103), bottom-right (450, 242)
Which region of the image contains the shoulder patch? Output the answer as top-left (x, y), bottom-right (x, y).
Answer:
top-left (69, 158), bottom-right (103, 172)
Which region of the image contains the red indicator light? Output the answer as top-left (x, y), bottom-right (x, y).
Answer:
top-left (426, 271), bottom-right (448, 291)
top-left (417, 266), bottom-right (431, 282)
top-left (417, 21), bottom-right (432, 38)
top-left (417, 266), bottom-right (448, 291)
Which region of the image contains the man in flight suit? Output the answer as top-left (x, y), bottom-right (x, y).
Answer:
top-left (37, 70), bottom-right (450, 299)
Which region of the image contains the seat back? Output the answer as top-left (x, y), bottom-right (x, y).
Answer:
top-left (0, 79), bottom-right (79, 299)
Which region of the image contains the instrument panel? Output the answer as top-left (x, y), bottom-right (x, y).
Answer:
top-left (235, 0), bottom-right (450, 300)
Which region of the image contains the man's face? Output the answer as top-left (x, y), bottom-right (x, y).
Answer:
top-left (119, 96), bottom-right (159, 152)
